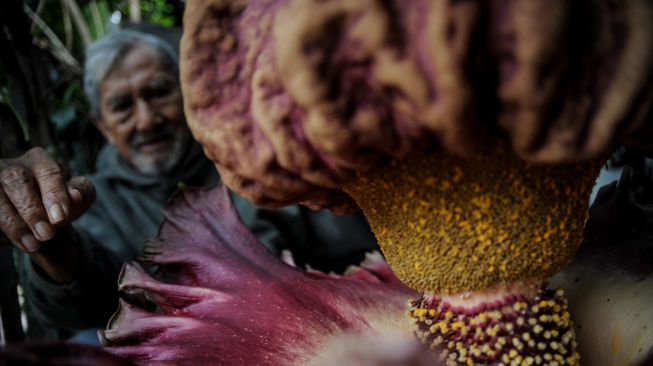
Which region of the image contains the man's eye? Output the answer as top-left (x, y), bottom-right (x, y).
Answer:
top-left (150, 86), bottom-right (173, 99)
top-left (112, 100), bottom-right (132, 112)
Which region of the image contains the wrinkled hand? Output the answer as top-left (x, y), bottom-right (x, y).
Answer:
top-left (0, 147), bottom-right (95, 253)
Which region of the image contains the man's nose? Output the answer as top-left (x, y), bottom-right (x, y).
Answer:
top-left (134, 99), bottom-right (160, 131)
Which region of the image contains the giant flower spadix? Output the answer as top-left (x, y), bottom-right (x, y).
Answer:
top-left (179, 0), bottom-right (653, 364)
top-left (98, 185), bottom-right (439, 365)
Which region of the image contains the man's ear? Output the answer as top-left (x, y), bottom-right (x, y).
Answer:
top-left (96, 119), bottom-right (115, 144)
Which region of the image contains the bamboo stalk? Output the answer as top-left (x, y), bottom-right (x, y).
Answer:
top-left (129, 0), bottom-right (142, 23)
top-left (61, 0), bottom-right (73, 50)
top-left (23, 4), bottom-right (81, 73)
top-left (29, 0), bottom-right (45, 32)
top-left (89, 0), bottom-right (104, 37)
top-left (61, 0), bottom-right (92, 47)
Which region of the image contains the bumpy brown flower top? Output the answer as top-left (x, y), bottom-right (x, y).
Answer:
top-left (181, 0), bottom-right (652, 212)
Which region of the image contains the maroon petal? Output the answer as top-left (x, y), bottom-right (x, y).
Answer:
top-left (100, 184), bottom-right (418, 365)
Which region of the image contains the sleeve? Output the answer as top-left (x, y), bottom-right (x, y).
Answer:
top-left (17, 209), bottom-right (124, 331)
top-left (230, 191), bottom-right (307, 258)
top-left (229, 190), bottom-right (379, 272)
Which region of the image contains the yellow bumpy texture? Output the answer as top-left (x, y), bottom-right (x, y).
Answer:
top-left (409, 288), bottom-right (579, 366)
top-left (345, 143), bottom-right (602, 294)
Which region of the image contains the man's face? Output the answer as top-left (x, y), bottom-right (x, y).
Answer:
top-left (97, 44), bottom-right (191, 175)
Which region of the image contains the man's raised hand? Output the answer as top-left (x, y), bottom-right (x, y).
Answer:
top-left (0, 147), bottom-right (95, 252)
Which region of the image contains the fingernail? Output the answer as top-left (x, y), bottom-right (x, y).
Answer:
top-left (34, 221), bottom-right (54, 241)
top-left (21, 234), bottom-right (41, 252)
top-left (49, 204), bottom-right (65, 224)
top-left (69, 188), bottom-right (82, 203)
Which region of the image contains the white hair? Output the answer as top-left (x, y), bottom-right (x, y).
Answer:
top-left (83, 30), bottom-right (179, 119)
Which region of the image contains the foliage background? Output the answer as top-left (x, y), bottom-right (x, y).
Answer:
top-left (0, 0), bottom-right (184, 175)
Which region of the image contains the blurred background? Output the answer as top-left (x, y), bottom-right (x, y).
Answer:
top-left (0, 0), bottom-right (184, 175)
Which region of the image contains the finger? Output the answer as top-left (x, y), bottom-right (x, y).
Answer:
top-left (66, 176), bottom-right (96, 221)
top-left (31, 158), bottom-right (70, 226)
top-left (0, 189), bottom-right (41, 252)
top-left (0, 165), bottom-right (54, 242)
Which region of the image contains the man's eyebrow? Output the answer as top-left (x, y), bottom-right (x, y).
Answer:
top-left (105, 93), bottom-right (130, 107)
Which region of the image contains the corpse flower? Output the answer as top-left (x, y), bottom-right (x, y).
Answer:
top-left (5, 0), bottom-right (651, 364)
top-left (178, 0), bottom-right (653, 364)
top-left (97, 184), bottom-right (440, 365)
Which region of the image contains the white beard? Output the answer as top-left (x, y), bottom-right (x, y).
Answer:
top-left (131, 135), bottom-right (187, 175)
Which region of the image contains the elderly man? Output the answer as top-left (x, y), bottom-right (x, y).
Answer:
top-left (0, 30), bottom-right (378, 335)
